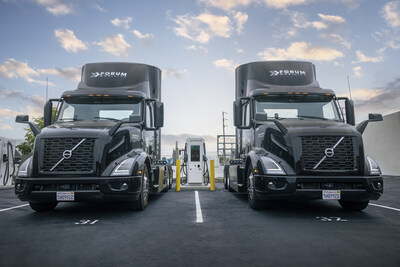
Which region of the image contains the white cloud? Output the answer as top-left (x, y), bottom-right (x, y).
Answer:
top-left (0, 89), bottom-right (45, 107)
top-left (172, 12), bottom-right (233, 43)
top-left (199, 0), bottom-right (252, 11)
top-left (0, 58), bottom-right (51, 86)
top-left (236, 48), bottom-right (245, 53)
top-left (321, 33), bottom-right (351, 49)
top-left (291, 12), bottom-right (327, 30)
top-left (351, 88), bottom-right (383, 101)
top-left (318, 14), bottom-right (346, 24)
top-left (381, 1), bottom-right (400, 28)
top-left (261, 0), bottom-right (311, 9)
top-left (0, 124), bottom-right (12, 130)
top-left (233, 11), bottom-right (248, 34)
top-left (341, 0), bottom-right (361, 9)
top-left (353, 50), bottom-right (384, 63)
top-left (213, 59), bottom-right (238, 71)
top-left (0, 108), bottom-right (20, 120)
top-left (39, 67), bottom-right (80, 81)
top-left (132, 30), bottom-right (155, 43)
top-left (95, 34), bottom-right (131, 58)
top-left (185, 45), bottom-right (209, 54)
top-left (353, 66), bottom-right (363, 77)
top-left (94, 4), bottom-right (107, 12)
top-left (54, 29), bottom-right (88, 53)
top-left (111, 17), bottom-right (132, 30)
top-left (163, 68), bottom-right (188, 79)
top-left (257, 42), bottom-right (344, 61)
top-left (35, 0), bottom-right (73, 16)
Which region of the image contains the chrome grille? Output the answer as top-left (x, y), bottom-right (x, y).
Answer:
top-left (301, 136), bottom-right (356, 171)
top-left (41, 138), bottom-right (95, 173)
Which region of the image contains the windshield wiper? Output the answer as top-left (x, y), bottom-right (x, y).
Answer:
top-left (93, 117), bottom-right (120, 122)
top-left (297, 115), bottom-right (328, 120)
top-left (57, 118), bottom-right (81, 122)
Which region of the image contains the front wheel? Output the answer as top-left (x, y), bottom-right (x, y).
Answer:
top-left (339, 200), bottom-right (369, 211)
top-left (247, 166), bottom-right (267, 210)
top-left (29, 202), bottom-right (58, 212)
top-left (129, 165), bottom-right (150, 211)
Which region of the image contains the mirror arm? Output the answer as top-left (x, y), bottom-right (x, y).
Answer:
top-left (356, 120), bottom-right (369, 134)
top-left (27, 122), bottom-right (41, 136)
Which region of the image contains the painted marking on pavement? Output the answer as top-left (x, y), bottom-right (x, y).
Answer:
top-left (195, 191), bottom-right (203, 223)
top-left (369, 203), bottom-right (400, 212)
top-left (0, 204), bottom-right (29, 212)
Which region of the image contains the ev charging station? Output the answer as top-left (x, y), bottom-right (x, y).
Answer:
top-left (0, 137), bottom-right (19, 186)
top-left (180, 138), bottom-right (209, 187)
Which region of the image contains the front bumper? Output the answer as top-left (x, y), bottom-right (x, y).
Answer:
top-left (14, 176), bottom-right (142, 203)
top-left (254, 175), bottom-right (383, 202)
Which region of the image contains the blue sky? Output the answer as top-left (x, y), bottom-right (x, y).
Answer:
top-left (1, 0), bottom-right (400, 156)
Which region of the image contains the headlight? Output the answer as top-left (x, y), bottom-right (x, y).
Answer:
top-left (366, 156), bottom-right (381, 176)
top-left (110, 157), bottom-right (136, 177)
top-left (261, 157), bottom-right (286, 175)
top-left (18, 157), bottom-right (32, 178)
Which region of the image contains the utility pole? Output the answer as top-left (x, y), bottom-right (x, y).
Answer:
top-left (222, 111), bottom-right (227, 165)
top-left (46, 77), bottom-right (48, 102)
top-left (347, 75), bottom-right (352, 100)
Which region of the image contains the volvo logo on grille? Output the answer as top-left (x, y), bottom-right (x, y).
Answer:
top-left (313, 136), bottom-right (345, 170)
top-left (63, 150), bottom-right (72, 159)
top-left (324, 148), bottom-right (334, 158)
top-left (50, 138), bottom-right (86, 172)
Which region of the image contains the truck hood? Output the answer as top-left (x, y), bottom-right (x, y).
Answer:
top-left (278, 119), bottom-right (359, 136)
top-left (39, 121), bottom-right (116, 138)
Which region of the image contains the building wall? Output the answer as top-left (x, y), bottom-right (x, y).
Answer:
top-left (362, 112), bottom-right (400, 176)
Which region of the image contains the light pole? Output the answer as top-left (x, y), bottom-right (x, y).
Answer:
top-left (222, 111), bottom-right (227, 165)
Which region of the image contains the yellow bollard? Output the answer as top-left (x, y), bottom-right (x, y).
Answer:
top-left (210, 160), bottom-right (215, 191)
top-left (176, 159), bottom-right (181, 192)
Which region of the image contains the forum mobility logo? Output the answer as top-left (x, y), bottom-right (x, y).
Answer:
top-left (90, 72), bottom-right (127, 78)
top-left (269, 69), bottom-right (307, 76)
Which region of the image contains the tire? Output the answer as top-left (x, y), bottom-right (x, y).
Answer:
top-left (227, 174), bottom-right (234, 192)
top-left (168, 169), bottom-right (173, 190)
top-left (129, 165), bottom-right (150, 211)
top-left (29, 202), bottom-right (57, 212)
top-left (339, 200), bottom-right (369, 211)
top-left (247, 166), bottom-right (267, 210)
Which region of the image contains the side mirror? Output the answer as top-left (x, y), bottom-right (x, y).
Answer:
top-left (368, 113), bottom-right (383, 122)
top-left (254, 113), bottom-right (268, 121)
top-left (357, 113), bottom-right (383, 134)
top-left (345, 99), bottom-right (355, 126)
top-left (154, 101), bottom-right (164, 128)
top-left (15, 115), bottom-right (40, 136)
top-left (43, 101), bottom-right (52, 127)
top-left (233, 100), bottom-right (242, 127)
top-left (129, 114), bottom-right (142, 123)
top-left (16, 115), bottom-right (29, 123)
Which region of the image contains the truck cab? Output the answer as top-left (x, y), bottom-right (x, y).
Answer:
top-left (15, 62), bottom-right (173, 212)
top-left (226, 61), bottom-right (383, 210)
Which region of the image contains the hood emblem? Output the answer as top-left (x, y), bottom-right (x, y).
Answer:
top-left (50, 138), bottom-right (86, 171)
top-left (313, 137), bottom-right (344, 170)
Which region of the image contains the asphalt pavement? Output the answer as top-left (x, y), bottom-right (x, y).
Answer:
top-left (0, 177), bottom-right (399, 267)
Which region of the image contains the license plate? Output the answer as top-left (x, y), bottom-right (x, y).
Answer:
top-left (322, 190), bottom-right (341, 200)
top-left (57, 192), bottom-right (74, 201)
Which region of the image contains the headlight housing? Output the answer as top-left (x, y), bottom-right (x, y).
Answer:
top-left (366, 156), bottom-right (381, 176)
top-left (260, 156), bottom-right (286, 175)
top-left (110, 157), bottom-right (136, 177)
top-left (18, 157), bottom-right (32, 178)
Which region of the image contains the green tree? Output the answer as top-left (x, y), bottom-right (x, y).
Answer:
top-left (16, 116), bottom-right (44, 156)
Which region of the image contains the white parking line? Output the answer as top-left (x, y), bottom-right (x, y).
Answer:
top-left (195, 191), bottom-right (203, 223)
top-left (0, 204), bottom-right (29, 212)
top-left (369, 203), bottom-right (400, 212)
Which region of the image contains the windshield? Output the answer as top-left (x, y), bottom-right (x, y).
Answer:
top-left (255, 94), bottom-right (342, 121)
top-left (56, 97), bottom-right (142, 122)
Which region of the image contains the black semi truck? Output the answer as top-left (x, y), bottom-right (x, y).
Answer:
top-left (15, 62), bottom-right (173, 212)
top-left (225, 61), bottom-right (383, 210)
